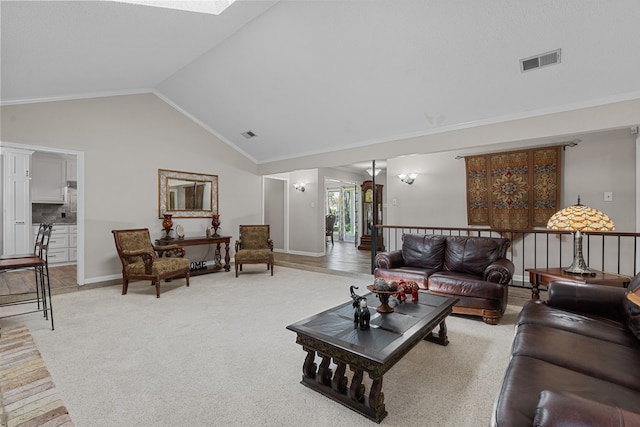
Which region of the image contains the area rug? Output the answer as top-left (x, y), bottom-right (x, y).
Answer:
top-left (0, 325), bottom-right (73, 427)
top-left (1, 266), bottom-right (520, 427)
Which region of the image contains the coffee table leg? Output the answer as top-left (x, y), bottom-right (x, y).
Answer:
top-left (297, 349), bottom-right (388, 423)
top-left (424, 319), bottom-right (449, 346)
top-left (350, 367), bottom-right (365, 402)
top-left (317, 353), bottom-right (332, 386)
top-left (368, 373), bottom-right (385, 413)
top-left (302, 347), bottom-right (317, 379)
top-left (332, 360), bottom-right (347, 392)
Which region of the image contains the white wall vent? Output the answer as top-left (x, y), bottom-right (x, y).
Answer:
top-left (520, 49), bottom-right (561, 72)
top-left (241, 131), bottom-right (256, 139)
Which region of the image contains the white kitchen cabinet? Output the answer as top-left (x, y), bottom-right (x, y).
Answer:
top-left (2, 147), bottom-right (33, 255)
top-left (69, 225), bottom-right (78, 261)
top-left (32, 224), bottom-right (77, 264)
top-left (32, 153), bottom-right (66, 203)
top-left (66, 159), bottom-right (77, 181)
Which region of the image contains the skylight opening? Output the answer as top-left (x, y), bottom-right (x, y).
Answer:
top-left (115, 0), bottom-right (237, 15)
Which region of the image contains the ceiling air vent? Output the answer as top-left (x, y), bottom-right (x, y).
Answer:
top-left (241, 130), bottom-right (256, 139)
top-left (520, 49), bottom-right (561, 72)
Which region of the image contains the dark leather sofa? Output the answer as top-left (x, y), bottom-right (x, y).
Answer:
top-left (374, 234), bottom-right (514, 324)
top-left (492, 274), bottom-right (640, 426)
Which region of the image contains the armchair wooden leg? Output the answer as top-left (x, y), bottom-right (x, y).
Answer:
top-left (271, 263), bottom-right (274, 276)
top-left (235, 263), bottom-right (239, 277)
top-left (186, 272), bottom-right (190, 287)
top-left (122, 278), bottom-right (128, 295)
top-left (153, 280), bottom-right (161, 298)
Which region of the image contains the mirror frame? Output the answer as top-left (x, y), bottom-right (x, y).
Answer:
top-left (158, 169), bottom-right (218, 218)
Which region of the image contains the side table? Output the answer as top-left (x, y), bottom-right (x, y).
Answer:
top-left (526, 267), bottom-right (632, 300)
top-left (156, 235), bottom-right (231, 276)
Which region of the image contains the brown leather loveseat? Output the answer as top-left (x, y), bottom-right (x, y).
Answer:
top-left (374, 234), bottom-right (514, 324)
top-left (491, 274), bottom-right (640, 426)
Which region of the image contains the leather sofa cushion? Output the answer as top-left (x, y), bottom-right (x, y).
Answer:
top-left (517, 300), bottom-right (637, 347)
top-left (533, 390), bottom-right (640, 427)
top-left (624, 273), bottom-right (640, 340)
top-left (444, 236), bottom-right (509, 276)
top-left (494, 355), bottom-right (640, 427)
top-left (401, 234), bottom-right (446, 269)
top-left (512, 324), bottom-right (640, 391)
top-left (428, 272), bottom-right (505, 300)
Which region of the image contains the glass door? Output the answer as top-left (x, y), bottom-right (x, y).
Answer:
top-left (326, 189), bottom-right (340, 241)
top-left (342, 186), bottom-right (356, 242)
top-left (326, 185), bottom-right (357, 242)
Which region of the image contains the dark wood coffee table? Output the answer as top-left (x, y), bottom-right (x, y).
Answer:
top-left (286, 292), bottom-right (458, 423)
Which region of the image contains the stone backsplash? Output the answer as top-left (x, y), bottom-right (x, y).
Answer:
top-left (32, 186), bottom-right (78, 224)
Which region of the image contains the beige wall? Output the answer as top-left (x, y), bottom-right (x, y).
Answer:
top-left (1, 93), bottom-right (261, 282)
top-left (257, 98), bottom-right (640, 175)
top-left (2, 93), bottom-right (638, 281)
top-left (385, 128), bottom-right (637, 232)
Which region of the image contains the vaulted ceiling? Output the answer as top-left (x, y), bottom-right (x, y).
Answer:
top-left (2, 0), bottom-right (640, 166)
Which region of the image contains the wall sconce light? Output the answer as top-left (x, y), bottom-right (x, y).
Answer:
top-left (293, 183), bottom-right (306, 192)
top-left (398, 173), bottom-right (417, 185)
top-left (366, 168), bottom-right (382, 177)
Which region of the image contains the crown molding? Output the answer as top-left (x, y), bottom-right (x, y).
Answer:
top-left (0, 88), bottom-right (155, 106)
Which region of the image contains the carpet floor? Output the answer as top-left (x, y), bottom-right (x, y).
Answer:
top-left (0, 266), bottom-right (519, 426)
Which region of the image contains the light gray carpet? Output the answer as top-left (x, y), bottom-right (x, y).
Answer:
top-left (2, 266), bottom-right (519, 426)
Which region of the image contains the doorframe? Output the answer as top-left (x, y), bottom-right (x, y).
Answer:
top-left (0, 141), bottom-right (85, 286)
top-left (324, 177), bottom-right (359, 246)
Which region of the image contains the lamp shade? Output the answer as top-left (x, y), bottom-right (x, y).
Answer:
top-left (546, 198), bottom-right (615, 232)
top-left (546, 197), bottom-right (614, 275)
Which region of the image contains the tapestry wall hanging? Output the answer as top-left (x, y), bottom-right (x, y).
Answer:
top-left (465, 146), bottom-right (562, 230)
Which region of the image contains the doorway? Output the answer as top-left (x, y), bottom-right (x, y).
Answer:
top-left (326, 183), bottom-right (357, 243)
top-left (263, 176), bottom-right (287, 252)
top-left (0, 141), bottom-right (84, 286)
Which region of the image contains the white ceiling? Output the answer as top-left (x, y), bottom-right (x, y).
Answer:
top-left (2, 0), bottom-right (640, 166)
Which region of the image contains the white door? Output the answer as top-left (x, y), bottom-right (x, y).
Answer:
top-left (2, 147), bottom-right (33, 255)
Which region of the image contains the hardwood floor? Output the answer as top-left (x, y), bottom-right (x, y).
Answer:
top-left (274, 240), bottom-right (374, 278)
top-left (0, 264), bottom-right (78, 300)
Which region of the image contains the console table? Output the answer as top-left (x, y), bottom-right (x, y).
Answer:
top-left (156, 235), bottom-right (231, 276)
top-left (526, 267), bottom-right (632, 300)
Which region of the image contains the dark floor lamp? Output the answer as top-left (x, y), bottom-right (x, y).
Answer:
top-left (546, 197), bottom-right (615, 275)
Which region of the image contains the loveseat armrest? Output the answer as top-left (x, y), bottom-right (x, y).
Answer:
top-left (483, 258), bottom-right (514, 285)
top-left (533, 390), bottom-right (640, 427)
top-left (547, 280), bottom-right (626, 322)
top-left (374, 250), bottom-right (405, 269)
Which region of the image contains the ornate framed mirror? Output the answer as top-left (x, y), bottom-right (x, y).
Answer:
top-left (158, 169), bottom-right (218, 218)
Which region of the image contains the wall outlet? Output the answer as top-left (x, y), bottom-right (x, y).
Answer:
top-left (604, 191), bottom-right (613, 202)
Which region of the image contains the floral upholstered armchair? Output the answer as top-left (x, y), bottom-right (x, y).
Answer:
top-left (234, 225), bottom-right (274, 277)
top-left (112, 228), bottom-right (190, 298)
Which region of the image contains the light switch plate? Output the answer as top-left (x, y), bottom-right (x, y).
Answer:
top-left (604, 191), bottom-right (613, 202)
